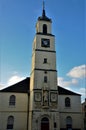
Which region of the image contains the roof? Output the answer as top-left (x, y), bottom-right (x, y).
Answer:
top-left (0, 77), bottom-right (30, 93)
top-left (0, 77), bottom-right (80, 96)
top-left (58, 86), bottom-right (81, 96)
top-left (38, 7), bottom-right (51, 22)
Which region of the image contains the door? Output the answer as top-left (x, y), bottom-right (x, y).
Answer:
top-left (41, 117), bottom-right (49, 130)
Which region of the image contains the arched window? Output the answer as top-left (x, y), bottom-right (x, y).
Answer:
top-left (41, 117), bottom-right (49, 130)
top-left (65, 97), bottom-right (71, 107)
top-left (66, 116), bottom-right (72, 130)
top-left (7, 116), bottom-right (14, 129)
top-left (43, 24), bottom-right (47, 34)
top-left (9, 95), bottom-right (16, 106)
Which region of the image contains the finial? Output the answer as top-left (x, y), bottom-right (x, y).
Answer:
top-left (42, 0), bottom-right (46, 17)
top-left (43, 0), bottom-right (45, 10)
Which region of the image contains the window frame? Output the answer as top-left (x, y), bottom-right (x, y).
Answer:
top-left (43, 24), bottom-right (47, 34)
top-left (44, 58), bottom-right (47, 63)
top-left (9, 95), bottom-right (16, 106)
top-left (65, 97), bottom-right (71, 107)
top-left (7, 116), bottom-right (14, 130)
top-left (44, 76), bottom-right (47, 83)
top-left (66, 116), bottom-right (72, 130)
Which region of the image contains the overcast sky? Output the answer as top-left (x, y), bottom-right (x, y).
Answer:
top-left (0, 0), bottom-right (86, 102)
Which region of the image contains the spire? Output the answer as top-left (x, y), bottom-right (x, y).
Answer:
top-left (43, 0), bottom-right (45, 10)
top-left (42, 0), bottom-right (46, 17)
top-left (38, 1), bottom-right (52, 22)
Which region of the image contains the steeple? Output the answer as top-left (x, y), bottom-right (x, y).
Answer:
top-left (38, 1), bottom-right (52, 22)
top-left (42, 0), bottom-right (46, 17)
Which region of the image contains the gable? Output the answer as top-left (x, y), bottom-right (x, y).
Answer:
top-left (0, 77), bottom-right (81, 96)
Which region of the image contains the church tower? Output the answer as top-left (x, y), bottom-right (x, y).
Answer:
top-left (29, 2), bottom-right (60, 130)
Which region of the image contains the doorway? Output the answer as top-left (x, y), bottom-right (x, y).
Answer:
top-left (41, 117), bottom-right (49, 130)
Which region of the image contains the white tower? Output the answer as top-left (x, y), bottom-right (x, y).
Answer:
top-left (29, 2), bottom-right (60, 130)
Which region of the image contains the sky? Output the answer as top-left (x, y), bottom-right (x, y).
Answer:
top-left (0, 0), bottom-right (86, 102)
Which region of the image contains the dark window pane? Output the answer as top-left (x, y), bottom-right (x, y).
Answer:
top-left (43, 24), bottom-right (47, 34)
top-left (7, 116), bottom-right (14, 130)
top-left (54, 122), bottom-right (57, 128)
top-left (44, 58), bottom-right (47, 63)
top-left (44, 76), bottom-right (47, 83)
top-left (7, 124), bottom-right (13, 129)
top-left (9, 95), bottom-right (16, 106)
top-left (65, 97), bottom-right (71, 107)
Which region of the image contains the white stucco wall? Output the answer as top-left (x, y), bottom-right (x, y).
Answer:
top-left (58, 95), bottom-right (83, 130)
top-left (58, 95), bottom-right (81, 112)
top-left (0, 92), bottom-right (28, 130)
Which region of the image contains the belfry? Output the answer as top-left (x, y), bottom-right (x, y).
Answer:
top-left (29, 2), bottom-right (60, 130)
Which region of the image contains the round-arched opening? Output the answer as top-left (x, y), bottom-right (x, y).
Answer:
top-left (41, 117), bottom-right (49, 130)
top-left (43, 24), bottom-right (47, 34)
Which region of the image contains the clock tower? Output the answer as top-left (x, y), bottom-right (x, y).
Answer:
top-left (29, 2), bottom-right (60, 130)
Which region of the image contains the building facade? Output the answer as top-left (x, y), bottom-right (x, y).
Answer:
top-left (0, 4), bottom-right (83, 130)
top-left (82, 99), bottom-right (86, 130)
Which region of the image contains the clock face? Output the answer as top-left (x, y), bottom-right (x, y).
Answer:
top-left (43, 40), bottom-right (48, 45)
top-left (41, 39), bottom-right (50, 47)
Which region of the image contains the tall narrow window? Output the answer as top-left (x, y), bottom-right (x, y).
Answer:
top-left (65, 97), bottom-right (71, 107)
top-left (7, 116), bottom-right (14, 130)
top-left (85, 112), bottom-right (86, 117)
top-left (44, 76), bottom-right (47, 83)
top-left (66, 116), bottom-right (72, 130)
top-left (43, 24), bottom-right (47, 34)
top-left (54, 122), bottom-right (57, 128)
top-left (9, 95), bottom-right (16, 106)
top-left (84, 105), bottom-right (86, 111)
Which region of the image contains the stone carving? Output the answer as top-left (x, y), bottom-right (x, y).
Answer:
top-left (43, 90), bottom-right (49, 106)
top-left (44, 91), bottom-right (48, 102)
top-left (34, 92), bottom-right (41, 102)
top-left (50, 93), bottom-right (57, 102)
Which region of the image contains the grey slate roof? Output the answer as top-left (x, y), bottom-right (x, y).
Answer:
top-left (0, 77), bottom-right (30, 93)
top-left (0, 77), bottom-right (80, 96)
top-left (58, 86), bottom-right (80, 96)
